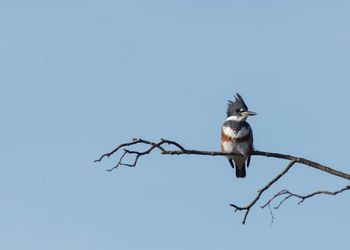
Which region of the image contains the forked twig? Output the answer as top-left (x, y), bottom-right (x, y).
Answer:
top-left (261, 186), bottom-right (350, 209)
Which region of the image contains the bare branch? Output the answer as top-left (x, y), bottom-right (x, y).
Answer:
top-left (230, 160), bottom-right (296, 224)
top-left (106, 150), bottom-right (128, 172)
top-left (252, 151), bottom-right (350, 181)
top-left (95, 138), bottom-right (350, 224)
top-left (261, 185), bottom-right (350, 210)
top-left (95, 138), bottom-right (350, 181)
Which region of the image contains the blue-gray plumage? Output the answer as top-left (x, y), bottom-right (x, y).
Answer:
top-left (222, 120), bottom-right (251, 133)
top-left (221, 94), bottom-right (257, 178)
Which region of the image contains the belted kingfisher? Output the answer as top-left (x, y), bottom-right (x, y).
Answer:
top-left (221, 94), bottom-right (257, 178)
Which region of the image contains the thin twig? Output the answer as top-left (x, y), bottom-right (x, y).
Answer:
top-left (267, 203), bottom-right (275, 226)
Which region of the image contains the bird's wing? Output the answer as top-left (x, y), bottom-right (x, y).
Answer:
top-left (247, 126), bottom-right (254, 167)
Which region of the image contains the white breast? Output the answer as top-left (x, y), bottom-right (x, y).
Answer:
top-left (222, 126), bottom-right (249, 139)
top-left (222, 141), bottom-right (250, 157)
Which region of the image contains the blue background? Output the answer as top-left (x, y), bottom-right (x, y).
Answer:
top-left (1, 0), bottom-right (350, 249)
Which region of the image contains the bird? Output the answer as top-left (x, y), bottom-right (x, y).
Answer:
top-left (221, 94), bottom-right (257, 178)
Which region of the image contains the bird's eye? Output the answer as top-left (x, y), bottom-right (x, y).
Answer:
top-left (235, 108), bottom-right (240, 113)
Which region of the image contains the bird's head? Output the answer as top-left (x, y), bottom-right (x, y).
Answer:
top-left (226, 93), bottom-right (257, 121)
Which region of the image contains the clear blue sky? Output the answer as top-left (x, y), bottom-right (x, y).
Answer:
top-left (1, 1), bottom-right (350, 249)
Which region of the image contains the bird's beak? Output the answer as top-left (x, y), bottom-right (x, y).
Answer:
top-left (244, 111), bottom-right (257, 116)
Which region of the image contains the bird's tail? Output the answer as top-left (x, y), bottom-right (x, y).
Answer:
top-left (235, 165), bottom-right (246, 178)
top-left (233, 156), bottom-right (246, 178)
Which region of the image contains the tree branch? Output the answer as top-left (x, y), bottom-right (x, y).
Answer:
top-left (95, 138), bottom-right (350, 181)
top-left (95, 138), bottom-right (350, 224)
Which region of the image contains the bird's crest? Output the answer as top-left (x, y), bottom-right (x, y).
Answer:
top-left (227, 93), bottom-right (248, 117)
